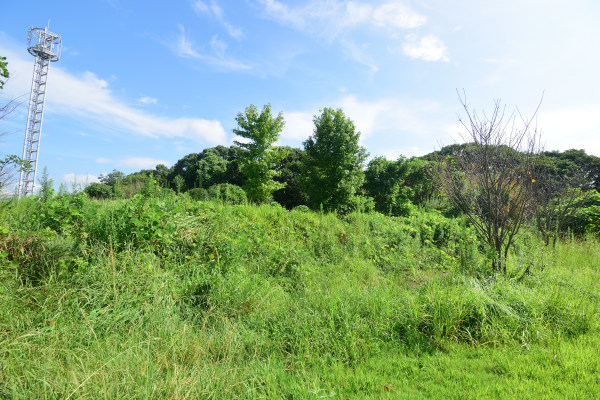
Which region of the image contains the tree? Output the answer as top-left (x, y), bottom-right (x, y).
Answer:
top-left (0, 56), bottom-right (8, 90)
top-left (196, 150), bottom-right (228, 189)
top-left (37, 166), bottom-right (55, 200)
top-left (302, 108), bottom-right (368, 213)
top-left (99, 169), bottom-right (125, 187)
top-left (173, 175), bottom-right (185, 194)
top-left (363, 156), bottom-right (413, 216)
top-left (433, 93), bottom-right (543, 273)
top-left (272, 146), bottom-right (308, 209)
top-left (0, 55), bottom-right (26, 192)
top-left (84, 182), bottom-right (113, 200)
top-left (233, 104), bottom-right (286, 203)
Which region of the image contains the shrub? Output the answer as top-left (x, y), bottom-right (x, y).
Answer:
top-left (206, 183), bottom-right (247, 205)
top-left (84, 182), bottom-right (113, 200)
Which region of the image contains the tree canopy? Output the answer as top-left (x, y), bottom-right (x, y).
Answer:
top-left (233, 104), bottom-right (286, 203)
top-left (301, 108), bottom-right (368, 213)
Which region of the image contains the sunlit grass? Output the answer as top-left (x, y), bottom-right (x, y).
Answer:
top-left (0, 196), bottom-right (598, 398)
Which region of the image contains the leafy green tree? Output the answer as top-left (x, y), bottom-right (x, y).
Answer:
top-left (272, 146), bottom-right (308, 209)
top-left (364, 156), bottom-right (413, 216)
top-left (233, 104), bottom-right (286, 203)
top-left (540, 149), bottom-right (600, 192)
top-left (173, 175), bottom-right (185, 194)
top-left (302, 108), bottom-right (368, 213)
top-left (84, 182), bottom-right (113, 199)
top-left (37, 166), bottom-right (55, 200)
top-left (196, 151), bottom-right (228, 188)
top-left (99, 169), bottom-right (125, 187)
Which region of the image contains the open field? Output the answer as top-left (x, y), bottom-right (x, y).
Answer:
top-left (1, 194), bottom-right (599, 399)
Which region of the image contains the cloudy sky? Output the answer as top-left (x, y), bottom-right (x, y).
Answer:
top-left (1, 0), bottom-right (599, 190)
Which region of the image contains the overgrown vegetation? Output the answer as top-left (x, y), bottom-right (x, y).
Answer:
top-left (3, 64), bottom-right (599, 397)
top-left (0, 186), bottom-right (598, 398)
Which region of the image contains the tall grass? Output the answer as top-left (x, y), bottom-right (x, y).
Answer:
top-left (0, 195), bottom-right (598, 398)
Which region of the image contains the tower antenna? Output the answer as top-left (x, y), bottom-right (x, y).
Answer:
top-left (17, 25), bottom-right (61, 198)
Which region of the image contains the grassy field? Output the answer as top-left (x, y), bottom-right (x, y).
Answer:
top-left (1, 193), bottom-right (598, 399)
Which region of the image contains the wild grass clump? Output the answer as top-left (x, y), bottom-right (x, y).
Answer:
top-left (0, 194), bottom-right (598, 398)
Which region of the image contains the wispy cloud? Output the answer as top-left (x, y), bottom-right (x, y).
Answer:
top-left (169, 25), bottom-right (252, 71)
top-left (0, 46), bottom-right (228, 146)
top-left (257, 0), bottom-right (449, 65)
top-left (96, 157), bottom-right (113, 164)
top-left (402, 34), bottom-right (450, 62)
top-left (257, 0), bottom-right (427, 40)
top-left (138, 96), bottom-right (157, 104)
top-left (192, 0), bottom-right (244, 39)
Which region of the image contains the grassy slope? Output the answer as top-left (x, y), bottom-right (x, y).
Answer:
top-left (0, 196), bottom-right (599, 399)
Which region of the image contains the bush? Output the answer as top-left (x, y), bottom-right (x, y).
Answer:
top-left (84, 183), bottom-right (113, 200)
top-left (189, 184), bottom-right (247, 205)
top-left (208, 184), bottom-right (247, 204)
top-left (187, 187), bottom-right (207, 201)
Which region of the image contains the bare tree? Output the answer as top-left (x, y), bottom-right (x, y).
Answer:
top-left (434, 92), bottom-right (543, 273)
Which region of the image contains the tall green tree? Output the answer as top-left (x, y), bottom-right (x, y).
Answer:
top-left (233, 104), bottom-right (286, 203)
top-left (272, 146), bottom-right (308, 209)
top-left (37, 166), bottom-right (55, 200)
top-left (364, 156), bottom-right (413, 216)
top-left (302, 108), bottom-right (368, 213)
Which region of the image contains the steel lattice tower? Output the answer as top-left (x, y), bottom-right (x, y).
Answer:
top-left (17, 26), bottom-right (61, 198)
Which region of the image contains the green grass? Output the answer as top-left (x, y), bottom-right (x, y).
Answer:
top-left (0, 195), bottom-right (598, 398)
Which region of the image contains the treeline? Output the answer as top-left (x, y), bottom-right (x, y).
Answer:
top-left (83, 104), bottom-right (600, 245)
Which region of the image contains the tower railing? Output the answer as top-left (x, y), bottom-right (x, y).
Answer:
top-left (17, 26), bottom-right (61, 198)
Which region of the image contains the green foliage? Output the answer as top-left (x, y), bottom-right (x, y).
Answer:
top-left (233, 104), bottom-right (286, 203)
top-left (567, 190), bottom-right (600, 236)
top-left (364, 156), bottom-right (413, 216)
top-left (0, 194), bottom-right (598, 398)
top-left (302, 107), bottom-right (368, 213)
top-left (84, 182), bottom-right (113, 199)
top-left (36, 167), bottom-right (55, 200)
top-left (272, 146), bottom-right (308, 209)
top-left (173, 174), bottom-right (185, 193)
top-left (0, 55), bottom-right (8, 89)
top-left (99, 169), bottom-right (125, 187)
top-left (26, 193), bottom-right (87, 235)
top-left (196, 150), bottom-right (228, 188)
top-left (541, 149), bottom-right (600, 192)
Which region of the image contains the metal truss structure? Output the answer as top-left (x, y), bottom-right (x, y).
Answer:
top-left (17, 26), bottom-right (61, 198)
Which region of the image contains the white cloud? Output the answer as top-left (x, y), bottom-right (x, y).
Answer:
top-left (192, 0), bottom-right (244, 40)
top-left (169, 25), bottom-right (251, 71)
top-left (372, 2), bottom-right (427, 30)
top-left (402, 34), bottom-right (450, 62)
top-left (278, 94), bottom-right (460, 158)
top-left (0, 45), bottom-right (228, 146)
top-left (118, 157), bottom-right (171, 169)
top-left (96, 157), bottom-right (112, 164)
top-left (539, 105), bottom-right (600, 156)
top-left (62, 173), bottom-right (99, 186)
top-left (138, 96), bottom-right (157, 104)
top-left (281, 111), bottom-right (315, 141)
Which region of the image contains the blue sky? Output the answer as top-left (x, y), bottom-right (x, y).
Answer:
top-left (1, 0), bottom-right (600, 191)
